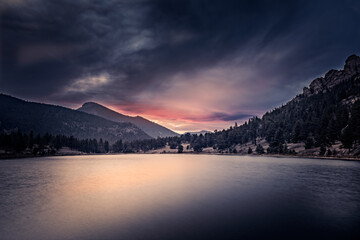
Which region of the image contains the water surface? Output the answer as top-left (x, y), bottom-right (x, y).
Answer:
top-left (0, 154), bottom-right (359, 239)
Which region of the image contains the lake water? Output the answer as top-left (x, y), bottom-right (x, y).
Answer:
top-left (0, 154), bottom-right (359, 240)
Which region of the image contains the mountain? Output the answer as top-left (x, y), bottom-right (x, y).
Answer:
top-left (111, 54), bottom-right (360, 157)
top-left (252, 54), bottom-right (360, 153)
top-left (207, 54), bottom-right (360, 155)
top-left (0, 94), bottom-right (151, 143)
top-left (77, 102), bottom-right (179, 138)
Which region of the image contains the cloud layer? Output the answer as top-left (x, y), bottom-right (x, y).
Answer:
top-left (1, 0), bottom-right (360, 132)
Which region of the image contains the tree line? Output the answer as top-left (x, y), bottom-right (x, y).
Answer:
top-left (0, 131), bottom-right (110, 156)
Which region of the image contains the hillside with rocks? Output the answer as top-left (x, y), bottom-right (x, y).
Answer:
top-left (111, 54), bottom-right (360, 158)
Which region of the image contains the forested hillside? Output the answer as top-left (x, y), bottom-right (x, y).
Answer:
top-left (113, 54), bottom-right (360, 157)
top-left (0, 94), bottom-right (151, 143)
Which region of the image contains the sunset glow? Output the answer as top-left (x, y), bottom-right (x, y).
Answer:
top-left (1, 0), bottom-right (360, 132)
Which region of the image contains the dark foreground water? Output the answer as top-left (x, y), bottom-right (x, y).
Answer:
top-left (0, 155), bottom-right (359, 240)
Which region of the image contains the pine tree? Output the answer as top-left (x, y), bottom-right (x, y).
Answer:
top-left (104, 140), bottom-right (109, 153)
top-left (341, 126), bottom-right (353, 150)
top-left (178, 144), bottom-right (183, 153)
top-left (349, 101), bottom-right (360, 144)
top-left (255, 144), bottom-right (264, 154)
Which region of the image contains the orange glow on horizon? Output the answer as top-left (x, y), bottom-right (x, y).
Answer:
top-left (109, 103), bottom-right (258, 133)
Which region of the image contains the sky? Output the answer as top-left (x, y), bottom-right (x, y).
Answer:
top-left (1, 0), bottom-right (360, 133)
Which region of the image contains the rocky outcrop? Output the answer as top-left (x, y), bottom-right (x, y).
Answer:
top-left (302, 54), bottom-right (360, 97)
top-left (344, 54), bottom-right (360, 75)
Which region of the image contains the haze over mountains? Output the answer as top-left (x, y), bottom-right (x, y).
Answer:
top-left (78, 102), bottom-right (179, 138)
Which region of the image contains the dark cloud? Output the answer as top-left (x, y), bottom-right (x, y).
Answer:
top-left (200, 112), bottom-right (254, 122)
top-left (1, 0), bottom-right (360, 127)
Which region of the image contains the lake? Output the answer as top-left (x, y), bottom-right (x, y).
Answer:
top-left (0, 154), bottom-right (359, 240)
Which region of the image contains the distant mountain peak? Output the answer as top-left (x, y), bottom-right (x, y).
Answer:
top-left (77, 102), bottom-right (179, 138)
top-left (81, 102), bottom-right (106, 108)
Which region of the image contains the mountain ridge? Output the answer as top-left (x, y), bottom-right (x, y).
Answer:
top-left (77, 102), bottom-right (179, 138)
top-left (0, 94), bottom-right (151, 143)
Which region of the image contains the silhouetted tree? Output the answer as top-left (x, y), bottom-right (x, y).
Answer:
top-left (178, 145), bottom-right (183, 153)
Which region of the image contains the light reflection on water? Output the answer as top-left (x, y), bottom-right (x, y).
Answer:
top-left (0, 154), bottom-right (359, 240)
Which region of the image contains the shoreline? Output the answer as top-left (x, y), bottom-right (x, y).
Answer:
top-left (1, 151), bottom-right (359, 162)
top-left (160, 151), bottom-right (360, 162)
